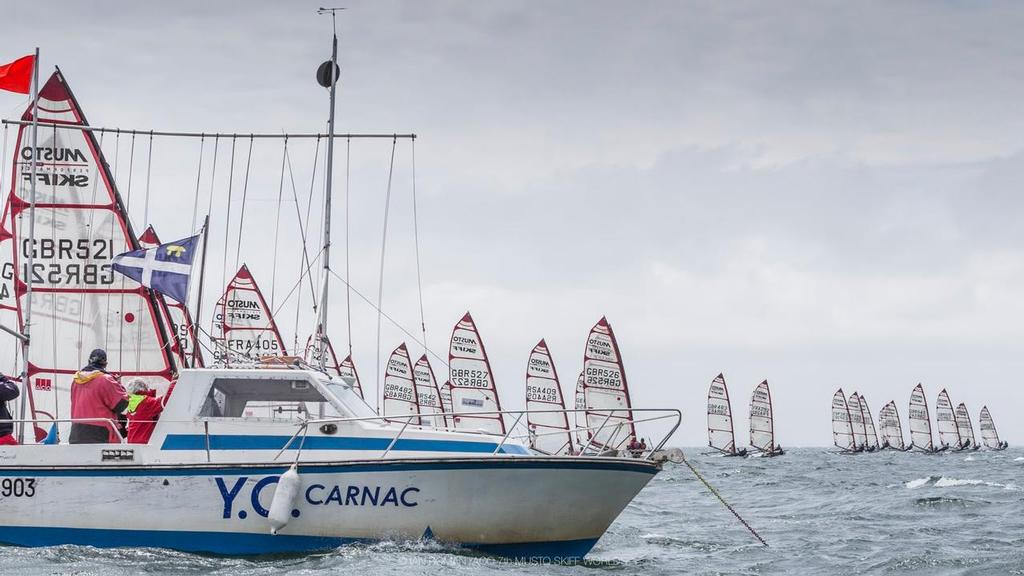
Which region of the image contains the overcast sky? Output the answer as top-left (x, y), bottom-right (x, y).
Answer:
top-left (4, 1), bottom-right (1024, 446)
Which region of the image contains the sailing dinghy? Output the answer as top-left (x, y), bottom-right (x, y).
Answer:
top-left (858, 394), bottom-right (880, 452)
top-left (954, 403), bottom-right (979, 451)
top-left (878, 401), bottom-right (907, 450)
top-left (909, 383), bottom-right (943, 452)
top-left (581, 317), bottom-right (637, 453)
top-left (707, 374), bottom-right (746, 456)
top-left (979, 406), bottom-right (1008, 450)
top-left (831, 388), bottom-right (858, 453)
top-left (413, 354), bottom-right (445, 428)
top-left (848, 392), bottom-right (868, 451)
top-left (303, 334), bottom-right (365, 401)
top-left (211, 264), bottom-right (287, 365)
top-left (382, 342), bottom-right (419, 425)
top-left (935, 389), bottom-right (963, 451)
top-left (574, 371), bottom-right (587, 451)
top-left (448, 312), bottom-right (505, 435)
top-left (524, 340), bottom-right (574, 455)
top-left (749, 380), bottom-right (783, 456)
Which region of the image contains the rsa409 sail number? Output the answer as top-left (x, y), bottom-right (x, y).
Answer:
top-left (1, 478), bottom-right (36, 498)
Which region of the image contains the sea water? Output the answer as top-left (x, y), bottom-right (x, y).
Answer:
top-left (4, 447), bottom-right (1022, 575)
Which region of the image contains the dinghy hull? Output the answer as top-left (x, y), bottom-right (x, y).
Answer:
top-left (0, 456), bottom-right (658, 559)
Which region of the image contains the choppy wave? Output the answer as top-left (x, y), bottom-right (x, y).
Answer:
top-left (904, 475), bottom-right (1018, 490)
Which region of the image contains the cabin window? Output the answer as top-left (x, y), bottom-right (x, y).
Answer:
top-left (199, 377), bottom-right (332, 420)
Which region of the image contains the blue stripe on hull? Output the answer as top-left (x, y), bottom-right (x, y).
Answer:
top-left (159, 434), bottom-right (531, 455)
top-left (0, 458), bottom-right (659, 477)
top-left (0, 526), bottom-right (599, 560)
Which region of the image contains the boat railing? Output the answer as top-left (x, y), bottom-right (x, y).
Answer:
top-left (275, 407), bottom-right (681, 462)
top-left (7, 418), bottom-right (125, 442)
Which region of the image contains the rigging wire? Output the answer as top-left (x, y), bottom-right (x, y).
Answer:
top-left (409, 138), bottom-right (427, 354)
top-left (189, 135), bottom-right (205, 238)
top-left (374, 137), bottom-right (398, 412)
top-left (143, 131), bottom-right (154, 227)
top-left (233, 135), bottom-right (255, 274)
top-left (270, 137), bottom-right (288, 311)
top-left (678, 450), bottom-right (769, 547)
top-left (125, 132), bottom-right (136, 216)
top-left (293, 136), bottom-right (322, 351)
top-left (344, 136), bottom-right (352, 354)
top-left (219, 136), bottom-right (238, 302)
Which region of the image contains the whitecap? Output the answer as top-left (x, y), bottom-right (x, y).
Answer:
top-left (905, 477), bottom-right (932, 489)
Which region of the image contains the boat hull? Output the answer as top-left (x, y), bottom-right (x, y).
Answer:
top-left (0, 456), bottom-right (658, 559)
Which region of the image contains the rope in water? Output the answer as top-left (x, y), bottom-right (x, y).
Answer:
top-left (678, 451), bottom-right (769, 547)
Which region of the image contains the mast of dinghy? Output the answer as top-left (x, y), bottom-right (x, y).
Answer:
top-left (16, 48), bottom-right (39, 444)
top-left (314, 8), bottom-right (342, 369)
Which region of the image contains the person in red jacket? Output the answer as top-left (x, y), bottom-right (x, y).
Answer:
top-left (70, 349), bottom-right (128, 444)
top-left (124, 379), bottom-right (165, 444)
top-left (0, 373), bottom-right (20, 445)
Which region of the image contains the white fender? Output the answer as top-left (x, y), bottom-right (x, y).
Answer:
top-left (269, 464), bottom-right (301, 534)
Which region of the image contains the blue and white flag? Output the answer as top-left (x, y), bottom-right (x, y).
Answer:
top-left (112, 234), bottom-right (200, 304)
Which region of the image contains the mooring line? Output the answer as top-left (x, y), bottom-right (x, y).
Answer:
top-left (678, 451), bottom-right (769, 547)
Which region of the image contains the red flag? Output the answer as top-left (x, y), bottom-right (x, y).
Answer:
top-left (0, 54), bottom-right (34, 94)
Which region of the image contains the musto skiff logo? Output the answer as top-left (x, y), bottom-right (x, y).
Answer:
top-left (215, 475), bottom-right (420, 520)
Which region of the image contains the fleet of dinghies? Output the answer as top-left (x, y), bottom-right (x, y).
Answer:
top-left (706, 374), bottom-right (782, 457)
top-left (0, 41), bottom-right (680, 558)
top-left (831, 383), bottom-right (1008, 453)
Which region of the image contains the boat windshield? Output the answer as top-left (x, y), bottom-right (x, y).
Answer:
top-left (323, 380), bottom-right (377, 420)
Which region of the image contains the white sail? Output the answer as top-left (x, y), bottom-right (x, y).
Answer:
top-left (935, 389), bottom-right (961, 450)
top-left (582, 317), bottom-right (636, 451)
top-left (382, 343), bottom-right (418, 424)
top-left (878, 401), bottom-right (905, 450)
top-left (413, 354), bottom-right (444, 428)
top-left (0, 71), bottom-right (176, 441)
top-left (438, 380), bottom-right (452, 427)
top-left (978, 406), bottom-right (1002, 449)
top-left (574, 371), bottom-right (586, 450)
top-left (448, 312), bottom-right (505, 435)
top-left (211, 264), bottom-right (287, 364)
top-left (707, 374), bottom-right (737, 454)
top-left (848, 392), bottom-right (867, 449)
top-left (525, 339), bottom-right (573, 455)
top-left (859, 394), bottom-right (879, 450)
top-left (749, 380), bottom-right (776, 453)
top-left (139, 226), bottom-right (204, 368)
top-left (908, 384), bottom-right (934, 451)
top-left (954, 403), bottom-right (976, 449)
top-left (831, 388), bottom-right (855, 451)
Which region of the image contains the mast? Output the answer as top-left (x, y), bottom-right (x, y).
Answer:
top-left (16, 48), bottom-right (39, 443)
top-left (314, 8), bottom-right (341, 368)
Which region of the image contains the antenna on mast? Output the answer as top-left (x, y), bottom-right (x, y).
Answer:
top-left (313, 7), bottom-right (344, 369)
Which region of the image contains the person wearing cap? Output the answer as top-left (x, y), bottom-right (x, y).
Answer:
top-left (124, 379), bottom-right (165, 444)
top-left (69, 349), bottom-right (128, 444)
top-left (0, 373), bottom-right (19, 445)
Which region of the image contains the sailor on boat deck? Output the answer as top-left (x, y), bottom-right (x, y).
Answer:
top-left (125, 379), bottom-right (165, 444)
top-left (0, 374), bottom-right (19, 445)
top-left (69, 349), bottom-right (128, 444)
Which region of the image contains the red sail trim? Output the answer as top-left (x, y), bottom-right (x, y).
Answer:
top-left (382, 342), bottom-right (419, 424)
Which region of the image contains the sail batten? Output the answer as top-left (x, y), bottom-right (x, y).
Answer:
top-left (708, 374), bottom-right (737, 454)
top-left (525, 339), bottom-right (573, 455)
top-left (448, 312), bottom-right (505, 435)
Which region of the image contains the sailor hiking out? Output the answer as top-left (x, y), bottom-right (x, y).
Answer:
top-left (69, 349), bottom-right (129, 444)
